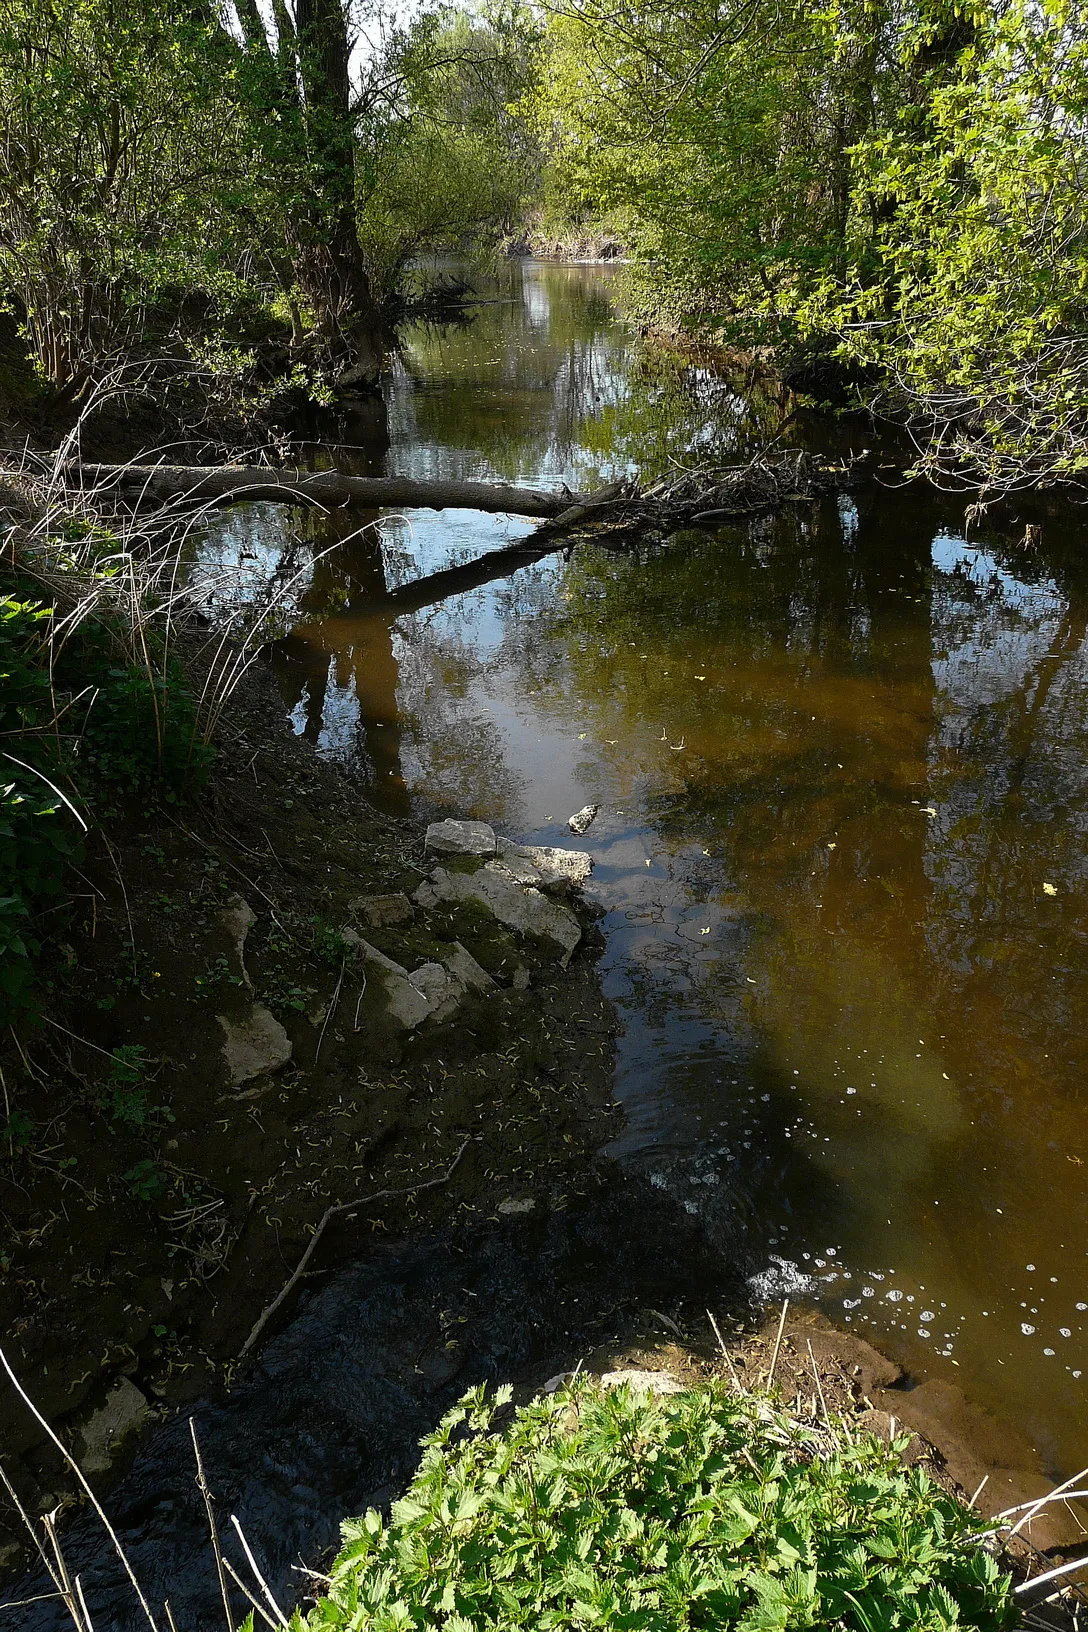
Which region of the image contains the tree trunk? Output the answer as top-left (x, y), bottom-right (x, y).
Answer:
top-left (76, 463), bottom-right (572, 516)
top-left (292, 0), bottom-right (384, 389)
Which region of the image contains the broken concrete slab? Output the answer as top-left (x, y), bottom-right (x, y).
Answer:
top-left (422, 863), bottom-right (582, 962)
top-left (219, 893), bottom-right (256, 990)
top-left (444, 941), bottom-right (493, 992)
top-left (497, 838), bottom-right (593, 892)
top-left (80, 1378), bottom-right (150, 1474)
top-left (349, 892), bottom-right (414, 928)
top-left (407, 961), bottom-right (458, 1021)
top-left (425, 818), bottom-right (497, 857)
top-left (341, 932), bottom-right (433, 1030)
top-left (219, 1004), bottom-right (292, 1087)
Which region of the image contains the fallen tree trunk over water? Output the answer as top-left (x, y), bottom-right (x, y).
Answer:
top-left (75, 463), bottom-right (570, 518)
top-left (72, 451), bottom-right (858, 535)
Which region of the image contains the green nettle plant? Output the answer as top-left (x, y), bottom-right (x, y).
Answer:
top-left (307, 1381), bottom-right (1017, 1631)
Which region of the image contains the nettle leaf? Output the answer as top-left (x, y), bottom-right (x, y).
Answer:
top-left (308, 1380), bottom-right (1017, 1630)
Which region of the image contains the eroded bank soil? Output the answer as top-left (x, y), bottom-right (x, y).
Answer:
top-left (0, 655), bottom-right (618, 1544)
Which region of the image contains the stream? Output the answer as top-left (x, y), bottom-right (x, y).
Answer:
top-left (19, 258), bottom-right (1088, 1625)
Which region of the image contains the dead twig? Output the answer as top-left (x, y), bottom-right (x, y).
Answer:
top-left (239, 1138), bottom-right (472, 1357)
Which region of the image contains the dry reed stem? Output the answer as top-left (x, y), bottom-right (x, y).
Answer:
top-left (0, 1343), bottom-right (160, 1631)
top-left (765, 1298), bottom-right (789, 1390)
top-left (189, 1420), bottom-right (234, 1632)
top-left (229, 1517), bottom-right (289, 1629)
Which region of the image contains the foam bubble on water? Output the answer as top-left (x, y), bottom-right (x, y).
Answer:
top-left (747, 1255), bottom-right (818, 1302)
top-left (1021, 1323), bottom-right (1036, 1335)
top-left (1060, 1328), bottom-right (1072, 1338)
top-left (862, 1287), bottom-right (875, 1298)
top-left (886, 1290), bottom-right (903, 1303)
top-left (1044, 1348), bottom-right (1055, 1356)
top-left (649, 1172), bottom-right (667, 1189)
top-left (917, 1328), bottom-right (931, 1340)
top-left (920, 1311), bottom-right (935, 1322)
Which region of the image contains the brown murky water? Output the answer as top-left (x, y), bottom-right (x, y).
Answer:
top-left (202, 260), bottom-right (1088, 1477)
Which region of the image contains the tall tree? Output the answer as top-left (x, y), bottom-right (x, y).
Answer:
top-left (231, 0), bottom-right (385, 389)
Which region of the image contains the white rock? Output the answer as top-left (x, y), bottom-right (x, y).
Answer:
top-left (493, 841), bottom-right (544, 887)
top-left (521, 844), bottom-right (593, 890)
top-left (567, 804), bottom-right (600, 835)
top-left (444, 942), bottom-right (493, 992)
top-left (425, 819), bottom-right (497, 857)
top-left (341, 929), bottom-right (405, 977)
top-left (425, 864), bottom-right (582, 963)
top-left (219, 894), bottom-right (256, 990)
top-left (349, 893), bottom-right (413, 928)
top-left (219, 1005), bottom-right (292, 1087)
top-left (341, 932), bottom-right (433, 1029)
top-left (80, 1378), bottom-right (150, 1474)
top-left (599, 1369), bottom-right (684, 1395)
top-left (409, 961), bottom-right (461, 1022)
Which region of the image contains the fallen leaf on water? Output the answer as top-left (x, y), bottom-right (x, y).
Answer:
top-left (827, 842), bottom-right (837, 850)
top-left (1042, 881), bottom-right (1058, 895)
top-left (645, 859), bottom-right (652, 868)
top-left (577, 732), bottom-right (588, 740)
top-left (700, 926), bottom-right (711, 935)
top-left (922, 807), bottom-right (937, 816)
top-left (694, 675), bottom-right (706, 680)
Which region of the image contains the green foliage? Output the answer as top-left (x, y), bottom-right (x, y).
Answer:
top-left (0, 0), bottom-right (248, 394)
top-left (536, 0), bottom-right (875, 338)
top-left (122, 1157), bottom-right (165, 1203)
top-left (356, 4), bottom-right (544, 300)
top-left (794, 0), bottom-right (1088, 482)
top-left (309, 1380), bottom-right (1016, 1631)
top-left (0, 598), bottom-right (83, 1008)
top-left (0, 546), bottom-right (212, 1021)
top-left (539, 0), bottom-right (1088, 481)
top-left (100, 1044), bottom-right (173, 1128)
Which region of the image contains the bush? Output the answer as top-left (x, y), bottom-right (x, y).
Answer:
top-left (0, 597), bottom-right (83, 1008)
top-left (0, 562), bottom-right (211, 1019)
top-left (309, 1380), bottom-right (1016, 1631)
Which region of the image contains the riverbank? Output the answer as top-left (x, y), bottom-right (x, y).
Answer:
top-left (0, 640), bottom-right (621, 1560)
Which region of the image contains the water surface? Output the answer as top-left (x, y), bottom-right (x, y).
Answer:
top-left (204, 259), bottom-right (1088, 1476)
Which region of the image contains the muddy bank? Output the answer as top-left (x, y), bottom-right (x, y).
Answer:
top-left (0, 650), bottom-right (618, 1554)
top-left (11, 1210), bottom-right (1085, 1628)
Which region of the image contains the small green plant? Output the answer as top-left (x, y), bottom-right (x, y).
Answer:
top-left (259, 965), bottom-right (313, 1017)
top-left (310, 1380), bottom-right (1016, 1631)
top-left (194, 954), bottom-right (244, 994)
top-left (2, 1108), bottom-right (35, 1152)
top-left (102, 1044), bottom-right (149, 1126)
top-left (311, 919), bottom-right (353, 967)
top-left (123, 1158), bottom-right (165, 1202)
